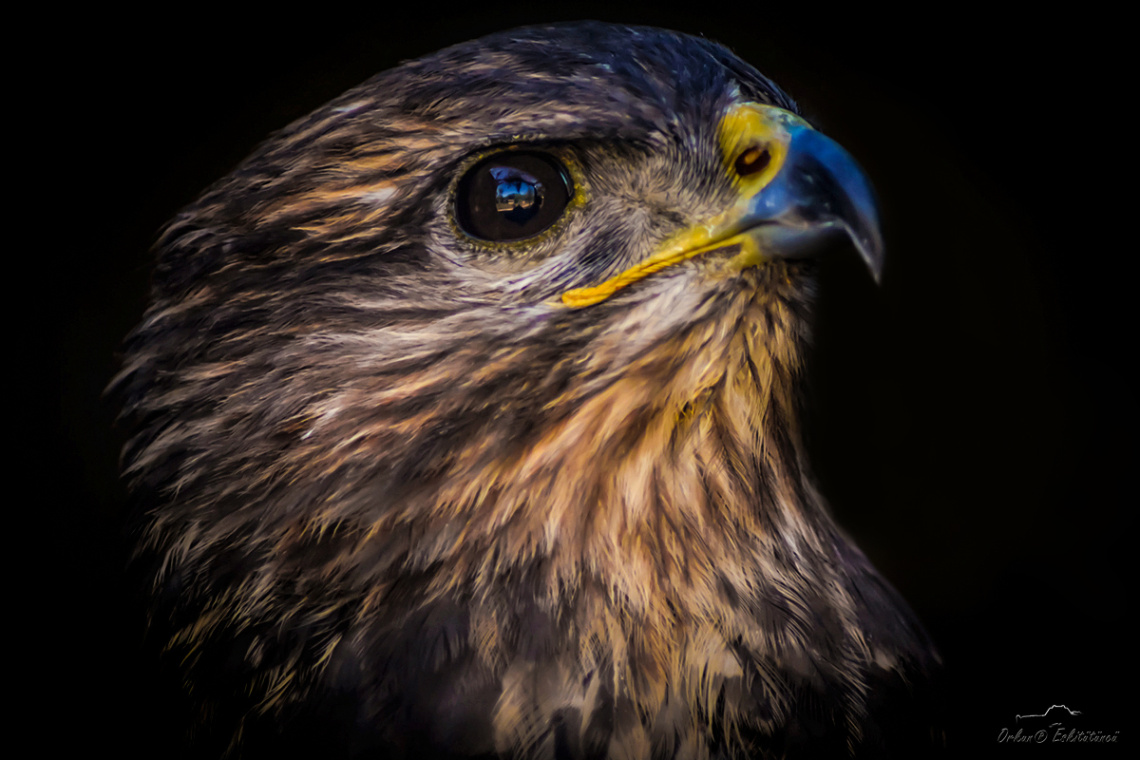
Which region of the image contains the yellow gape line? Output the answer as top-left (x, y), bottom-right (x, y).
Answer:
top-left (560, 103), bottom-right (803, 308)
top-left (561, 230), bottom-right (756, 308)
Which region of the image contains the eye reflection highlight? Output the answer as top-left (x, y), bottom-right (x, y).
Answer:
top-left (491, 167), bottom-right (544, 224)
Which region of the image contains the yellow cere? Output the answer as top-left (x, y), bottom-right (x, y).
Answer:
top-left (560, 103), bottom-right (805, 309)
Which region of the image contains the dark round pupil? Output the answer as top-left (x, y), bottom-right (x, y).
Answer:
top-left (456, 151), bottom-right (572, 242)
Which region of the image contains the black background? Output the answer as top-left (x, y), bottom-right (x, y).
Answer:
top-left (53, 4), bottom-right (1131, 757)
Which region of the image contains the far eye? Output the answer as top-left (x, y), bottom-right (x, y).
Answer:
top-left (455, 151), bottom-right (573, 242)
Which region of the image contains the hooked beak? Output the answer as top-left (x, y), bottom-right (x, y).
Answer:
top-left (562, 103), bottom-right (883, 308)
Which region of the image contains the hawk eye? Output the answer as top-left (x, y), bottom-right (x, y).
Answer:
top-left (456, 151), bottom-right (573, 242)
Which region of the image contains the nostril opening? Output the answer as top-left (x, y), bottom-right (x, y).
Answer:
top-left (734, 146), bottom-right (771, 178)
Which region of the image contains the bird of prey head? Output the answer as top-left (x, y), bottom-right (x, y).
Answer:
top-left (115, 22), bottom-right (941, 760)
